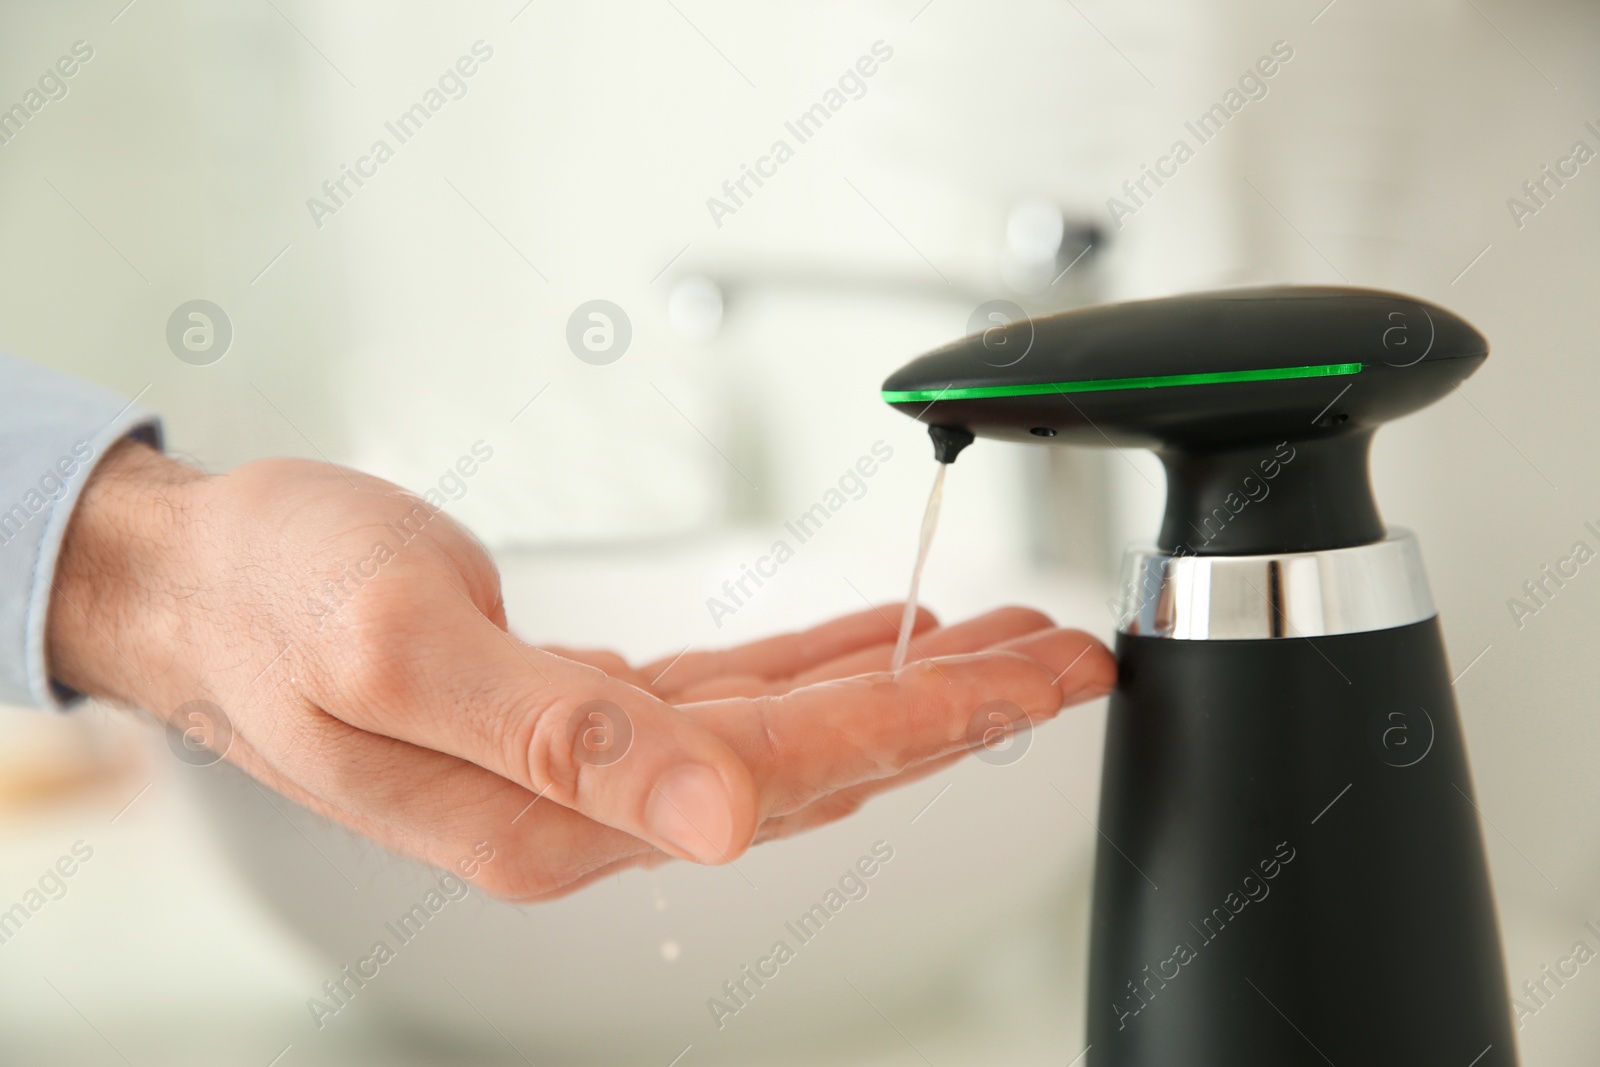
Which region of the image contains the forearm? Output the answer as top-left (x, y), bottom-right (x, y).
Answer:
top-left (45, 441), bottom-right (206, 710)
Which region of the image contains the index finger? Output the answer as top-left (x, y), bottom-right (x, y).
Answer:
top-left (683, 630), bottom-right (1109, 819)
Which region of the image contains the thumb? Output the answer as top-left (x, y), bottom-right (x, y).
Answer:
top-left (323, 603), bottom-right (759, 866)
top-left (550, 675), bottom-right (759, 866)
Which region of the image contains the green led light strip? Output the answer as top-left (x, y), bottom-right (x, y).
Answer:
top-left (881, 362), bottom-right (1364, 404)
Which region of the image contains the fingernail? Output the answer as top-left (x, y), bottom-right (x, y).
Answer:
top-left (1063, 673), bottom-right (1114, 702)
top-left (1054, 652), bottom-right (1114, 702)
top-left (1001, 631), bottom-right (1115, 702)
top-left (646, 764), bottom-right (734, 864)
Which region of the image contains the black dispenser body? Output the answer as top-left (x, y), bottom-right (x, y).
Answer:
top-left (884, 286), bottom-right (1517, 1065)
top-left (1093, 621), bottom-right (1512, 1064)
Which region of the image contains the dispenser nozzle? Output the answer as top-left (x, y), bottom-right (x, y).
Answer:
top-left (929, 425), bottom-right (975, 464)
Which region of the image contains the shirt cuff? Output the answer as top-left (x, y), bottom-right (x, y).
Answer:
top-left (0, 352), bottom-right (163, 711)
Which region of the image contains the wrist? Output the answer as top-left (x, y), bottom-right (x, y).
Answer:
top-left (45, 439), bottom-right (207, 708)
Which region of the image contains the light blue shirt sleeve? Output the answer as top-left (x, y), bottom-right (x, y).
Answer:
top-left (0, 352), bottom-right (162, 711)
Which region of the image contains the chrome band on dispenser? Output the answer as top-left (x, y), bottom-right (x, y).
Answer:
top-left (1115, 530), bottom-right (1436, 640)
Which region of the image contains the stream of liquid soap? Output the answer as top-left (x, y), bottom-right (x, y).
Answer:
top-left (890, 463), bottom-right (947, 672)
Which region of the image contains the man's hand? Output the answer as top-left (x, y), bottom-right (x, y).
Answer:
top-left (45, 442), bottom-right (1115, 900)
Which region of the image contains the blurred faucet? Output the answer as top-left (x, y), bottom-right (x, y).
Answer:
top-left (672, 198), bottom-right (1122, 579)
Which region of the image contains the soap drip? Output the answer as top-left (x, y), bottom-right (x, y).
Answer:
top-left (891, 463), bottom-right (947, 672)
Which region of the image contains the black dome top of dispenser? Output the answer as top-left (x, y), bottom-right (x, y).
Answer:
top-left (883, 286), bottom-right (1488, 556)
